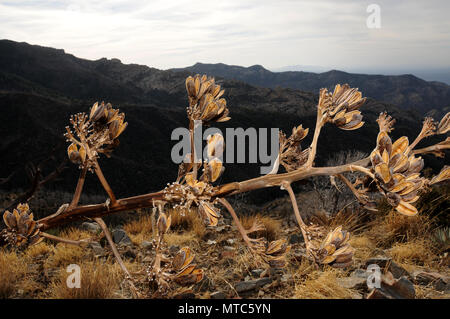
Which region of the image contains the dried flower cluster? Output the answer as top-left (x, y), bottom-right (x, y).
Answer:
top-left (65, 102), bottom-right (127, 170)
top-left (319, 84), bottom-right (366, 130)
top-left (279, 125), bottom-right (310, 172)
top-left (1, 203), bottom-right (42, 247)
top-left (186, 74), bottom-right (230, 124)
top-left (312, 226), bottom-right (354, 268)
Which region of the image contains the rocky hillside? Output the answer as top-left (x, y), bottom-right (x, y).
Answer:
top-left (172, 62), bottom-right (450, 116)
top-left (0, 40), bottom-right (446, 202)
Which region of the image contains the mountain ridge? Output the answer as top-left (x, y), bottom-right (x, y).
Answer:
top-left (0, 39), bottom-right (446, 203)
top-left (171, 62), bottom-right (450, 115)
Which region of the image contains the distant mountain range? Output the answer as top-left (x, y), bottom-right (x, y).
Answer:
top-left (0, 40), bottom-right (447, 204)
top-left (172, 63), bottom-right (450, 115)
top-left (270, 65), bottom-right (450, 85)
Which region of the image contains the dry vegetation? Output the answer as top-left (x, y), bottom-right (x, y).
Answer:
top-left (0, 75), bottom-right (449, 299)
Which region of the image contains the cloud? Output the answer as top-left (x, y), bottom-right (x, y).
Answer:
top-left (0, 0), bottom-right (448, 70)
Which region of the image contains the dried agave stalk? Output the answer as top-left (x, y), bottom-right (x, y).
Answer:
top-left (2, 75), bottom-right (450, 296)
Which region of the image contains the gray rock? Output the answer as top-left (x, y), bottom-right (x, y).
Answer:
top-left (210, 291), bottom-right (226, 299)
top-left (413, 271), bottom-right (449, 292)
top-left (226, 238), bottom-right (236, 245)
top-left (123, 248), bottom-right (136, 260)
top-left (89, 241), bottom-right (105, 256)
top-left (223, 246), bottom-right (235, 251)
top-left (367, 273), bottom-right (415, 299)
top-left (288, 233), bottom-right (304, 244)
top-left (337, 276), bottom-right (367, 290)
top-left (365, 257), bottom-right (410, 279)
top-left (141, 241), bottom-right (153, 249)
top-left (207, 239), bottom-right (217, 245)
top-left (251, 269), bottom-right (265, 277)
top-left (235, 278), bottom-right (272, 293)
top-left (169, 245), bottom-right (180, 254)
top-left (82, 222), bottom-right (101, 233)
top-left (112, 229), bottom-right (132, 246)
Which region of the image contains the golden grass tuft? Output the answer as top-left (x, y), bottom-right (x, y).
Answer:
top-left (389, 239), bottom-right (437, 266)
top-left (240, 214), bottom-right (282, 241)
top-left (169, 208), bottom-right (206, 238)
top-left (25, 242), bottom-right (53, 258)
top-left (59, 227), bottom-right (95, 241)
top-left (44, 243), bottom-right (86, 269)
top-left (0, 250), bottom-right (25, 298)
top-left (369, 210), bottom-right (432, 247)
top-left (349, 234), bottom-right (377, 260)
top-left (164, 231), bottom-right (199, 247)
top-left (123, 213), bottom-right (153, 235)
top-left (48, 260), bottom-right (121, 299)
top-left (294, 269), bottom-right (356, 299)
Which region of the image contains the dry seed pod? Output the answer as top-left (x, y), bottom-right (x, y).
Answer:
top-left (206, 133), bottom-right (225, 159)
top-left (314, 226), bottom-right (353, 268)
top-left (437, 112), bottom-right (450, 134)
top-left (186, 75), bottom-right (230, 125)
top-left (67, 143), bottom-right (86, 165)
top-left (157, 212), bottom-right (171, 236)
top-left (198, 201), bottom-right (220, 226)
top-left (319, 84), bottom-right (366, 130)
top-left (65, 102), bottom-right (127, 170)
top-left (172, 247), bottom-right (204, 285)
top-left (203, 158), bottom-right (224, 183)
top-left (2, 203), bottom-right (42, 247)
top-left (370, 117), bottom-right (427, 216)
top-left (430, 166), bottom-right (450, 185)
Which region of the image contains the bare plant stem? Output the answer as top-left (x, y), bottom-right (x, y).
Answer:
top-left (40, 232), bottom-right (88, 246)
top-left (218, 198), bottom-right (252, 247)
top-left (305, 112), bottom-right (324, 167)
top-left (282, 182), bottom-right (311, 250)
top-left (189, 120), bottom-right (198, 180)
top-left (336, 174), bottom-right (368, 204)
top-left (94, 160), bottom-right (117, 205)
top-left (94, 217), bottom-right (141, 298)
top-left (69, 164), bottom-right (88, 209)
top-left (34, 142), bottom-right (447, 232)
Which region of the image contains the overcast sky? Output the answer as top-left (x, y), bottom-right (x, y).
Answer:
top-left (0, 0), bottom-right (449, 72)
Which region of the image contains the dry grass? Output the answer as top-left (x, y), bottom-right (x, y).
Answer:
top-left (368, 210), bottom-right (432, 248)
top-left (349, 234), bottom-right (377, 260)
top-left (48, 260), bottom-right (122, 299)
top-left (389, 239), bottom-right (437, 266)
top-left (0, 250), bottom-right (25, 298)
top-left (240, 214), bottom-right (282, 241)
top-left (169, 208), bottom-right (206, 238)
top-left (44, 243), bottom-right (86, 269)
top-left (123, 213), bottom-right (153, 235)
top-left (25, 242), bottom-right (53, 258)
top-left (294, 269), bottom-right (356, 299)
top-left (164, 231), bottom-right (199, 247)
